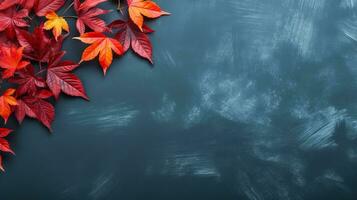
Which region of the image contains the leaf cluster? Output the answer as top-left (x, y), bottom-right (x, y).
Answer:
top-left (0, 0), bottom-right (169, 171)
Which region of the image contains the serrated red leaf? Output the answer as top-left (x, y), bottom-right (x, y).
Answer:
top-left (46, 51), bottom-right (88, 100)
top-left (9, 65), bottom-right (46, 96)
top-left (36, 89), bottom-right (53, 99)
top-left (0, 88), bottom-right (17, 123)
top-left (0, 7), bottom-right (29, 39)
top-left (21, 96), bottom-right (54, 130)
top-left (0, 137), bottom-right (14, 154)
top-left (16, 25), bottom-right (63, 63)
top-left (77, 0), bottom-right (107, 11)
top-left (0, 0), bottom-right (35, 11)
top-left (110, 19), bottom-right (153, 63)
top-left (0, 128), bottom-right (11, 137)
top-left (0, 46), bottom-right (30, 78)
top-left (0, 0), bottom-right (19, 10)
top-left (74, 0), bottom-right (110, 35)
top-left (34, 0), bottom-right (65, 17)
top-left (14, 98), bottom-right (36, 123)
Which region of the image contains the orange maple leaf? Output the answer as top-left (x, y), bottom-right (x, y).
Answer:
top-left (0, 46), bottom-right (29, 79)
top-left (127, 0), bottom-right (170, 31)
top-left (74, 32), bottom-right (124, 75)
top-left (44, 11), bottom-right (69, 41)
top-left (0, 88), bottom-right (17, 123)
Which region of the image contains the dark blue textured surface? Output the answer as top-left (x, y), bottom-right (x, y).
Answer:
top-left (2, 0), bottom-right (357, 199)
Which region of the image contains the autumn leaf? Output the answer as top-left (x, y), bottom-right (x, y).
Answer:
top-left (34, 0), bottom-right (65, 17)
top-left (127, 0), bottom-right (170, 31)
top-left (74, 0), bottom-right (110, 35)
top-left (9, 65), bottom-right (46, 96)
top-left (0, 128), bottom-right (13, 172)
top-left (46, 51), bottom-right (88, 100)
top-left (0, 0), bottom-right (18, 10)
top-left (0, 88), bottom-right (17, 123)
top-left (14, 98), bottom-right (36, 124)
top-left (78, 0), bottom-right (107, 11)
top-left (74, 32), bottom-right (124, 75)
top-left (0, 7), bottom-right (29, 39)
top-left (44, 11), bottom-right (69, 41)
top-left (16, 25), bottom-right (64, 63)
top-left (0, 46), bottom-right (29, 79)
top-left (16, 94), bottom-right (54, 130)
top-left (14, 90), bottom-right (53, 125)
top-left (0, 0), bottom-right (35, 11)
top-left (0, 128), bottom-right (15, 154)
top-left (0, 128), bottom-right (11, 137)
top-left (109, 19), bottom-right (154, 63)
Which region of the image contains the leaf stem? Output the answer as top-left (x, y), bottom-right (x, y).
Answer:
top-left (36, 69), bottom-right (47, 76)
top-left (117, 0), bottom-right (125, 15)
top-left (63, 16), bottom-right (78, 19)
top-left (62, 1), bottom-right (75, 15)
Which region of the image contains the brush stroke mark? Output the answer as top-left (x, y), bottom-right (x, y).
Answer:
top-left (66, 103), bottom-right (139, 132)
top-left (152, 94), bottom-right (176, 123)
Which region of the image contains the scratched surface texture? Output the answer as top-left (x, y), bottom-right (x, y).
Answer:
top-left (2, 0), bottom-right (357, 199)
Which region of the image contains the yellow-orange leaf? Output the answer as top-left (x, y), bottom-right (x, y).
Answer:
top-left (74, 32), bottom-right (124, 75)
top-left (127, 0), bottom-right (170, 31)
top-left (0, 88), bottom-right (17, 123)
top-left (44, 11), bottom-right (69, 41)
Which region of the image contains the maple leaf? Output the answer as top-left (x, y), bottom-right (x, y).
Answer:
top-left (0, 0), bottom-right (35, 11)
top-left (74, 0), bottom-right (110, 35)
top-left (0, 88), bottom-right (17, 123)
top-left (0, 128), bottom-right (14, 154)
top-left (0, 0), bottom-right (18, 10)
top-left (109, 19), bottom-right (154, 63)
top-left (15, 93), bottom-right (54, 130)
top-left (44, 11), bottom-right (69, 41)
top-left (0, 128), bottom-right (14, 172)
top-left (0, 46), bottom-right (29, 79)
top-left (0, 7), bottom-right (29, 39)
top-left (16, 25), bottom-right (64, 63)
top-left (14, 98), bottom-right (36, 124)
top-left (74, 32), bottom-right (124, 75)
top-left (34, 0), bottom-right (65, 17)
top-left (46, 51), bottom-right (88, 100)
top-left (9, 65), bottom-right (46, 96)
top-left (127, 0), bottom-right (170, 31)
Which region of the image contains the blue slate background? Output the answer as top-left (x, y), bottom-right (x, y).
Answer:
top-left (2, 0), bottom-right (357, 199)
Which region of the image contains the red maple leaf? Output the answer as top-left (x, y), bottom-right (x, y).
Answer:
top-left (109, 19), bottom-right (154, 63)
top-left (0, 0), bottom-right (35, 11)
top-left (0, 88), bottom-right (17, 123)
top-left (16, 25), bottom-right (64, 63)
top-left (34, 0), bottom-right (65, 17)
top-left (0, 128), bottom-right (14, 171)
top-left (0, 46), bottom-right (30, 79)
top-left (46, 51), bottom-right (88, 100)
top-left (15, 92), bottom-right (54, 130)
top-left (9, 65), bottom-right (46, 96)
top-left (0, 7), bottom-right (29, 39)
top-left (74, 0), bottom-right (110, 35)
